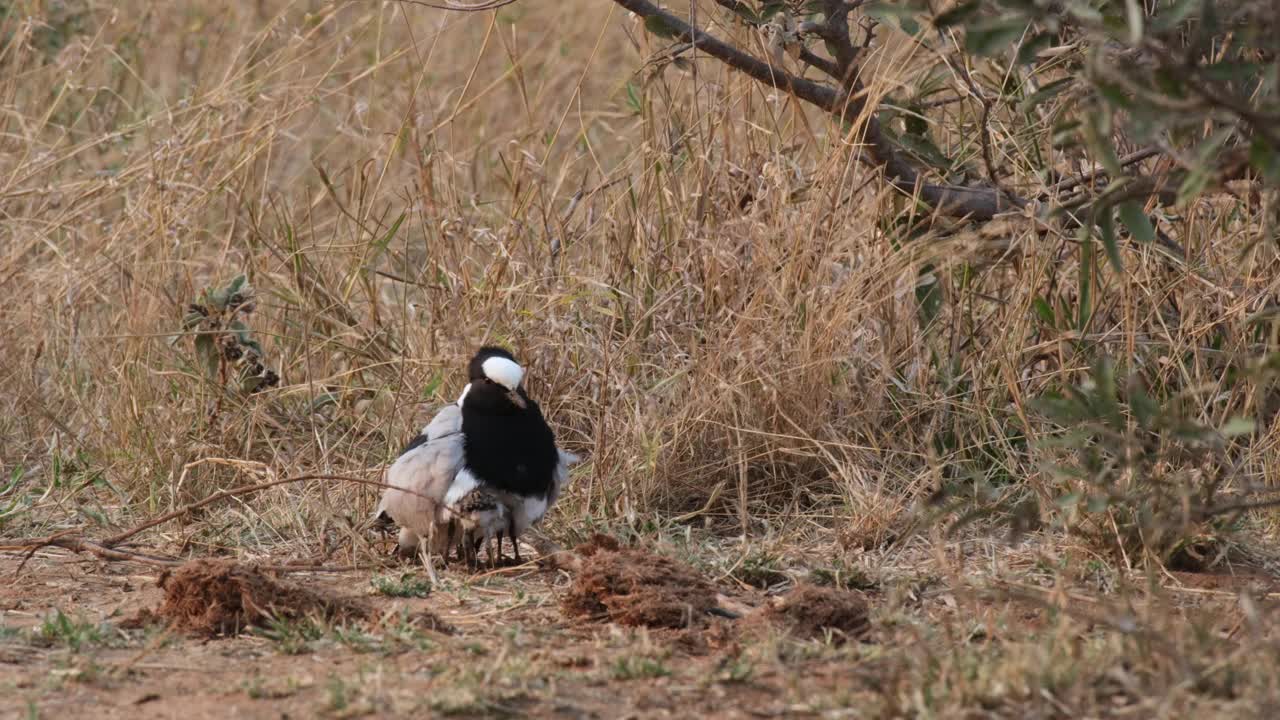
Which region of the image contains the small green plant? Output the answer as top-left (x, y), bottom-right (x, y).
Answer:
top-left (1033, 357), bottom-right (1261, 566)
top-left (810, 563), bottom-right (878, 592)
top-left (733, 550), bottom-right (788, 589)
top-left (255, 616), bottom-right (324, 655)
top-left (610, 655), bottom-right (671, 680)
top-left (33, 610), bottom-right (107, 651)
top-left (383, 610), bottom-right (436, 652)
top-left (371, 573), bottom-right (431, 598)
top-left (243, 675), bottom-right (300, 700)
top-left (331, 625), bottom-right (377, 654)
top-left (180, 274), bottom-right (279, 394)
top-left (717, 655), bottom-right (754, 684)
top-left (326, 675), bottom-right (350, 712)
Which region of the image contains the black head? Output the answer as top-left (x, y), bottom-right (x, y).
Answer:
top-left (461, 346), bottom-right (527, 413)
top-left (467, 346), bottom-right (518, 383)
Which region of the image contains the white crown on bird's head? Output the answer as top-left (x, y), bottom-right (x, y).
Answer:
top-left (480, 355), bottom-right (524, 392)
top-left (457, 347), bottom-right (527, 407)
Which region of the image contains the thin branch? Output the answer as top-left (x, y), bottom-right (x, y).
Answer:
top-left (392, 0), bottom-right (518, 10)
top-left (615, 0), bottom-right (1023, 219)
top-left (4, 473), bottom-right (432, 576)
top-left (711, 0), bottom-right (842, 78)
top-left (1043, 147), bottom-right (1164, 197)
top-left (103, 473), bottom-right (413, 547)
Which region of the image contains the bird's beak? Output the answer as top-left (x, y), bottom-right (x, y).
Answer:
top-left (507, 389), bottom-right (527, 409)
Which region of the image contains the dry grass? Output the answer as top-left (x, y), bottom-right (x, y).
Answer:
top-left (2, 0), bottom-right (1280, 717)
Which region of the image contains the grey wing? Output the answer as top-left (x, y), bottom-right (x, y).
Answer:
top-left (375, 405), bottom-right (464, 549)
top-left (422, 404), bottom-right (462, 441)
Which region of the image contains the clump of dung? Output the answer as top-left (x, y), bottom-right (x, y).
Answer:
top-left (762, 583), bottom-right (870, 643)
top-left (156, 559), bottom-right (370, 636)
top-left (560, 534), bottom-right (720, 629)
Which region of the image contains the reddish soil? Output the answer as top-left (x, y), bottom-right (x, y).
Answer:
top-left (155, 559), bottom-right (372, 636)
top-left (560, 534), bottom-right (722, 629)
top-left (760, 583), bottom-right (871, 643)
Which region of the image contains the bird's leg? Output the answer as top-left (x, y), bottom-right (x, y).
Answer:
top-left (507, 514), bottom-right (522, 564)
top-left (443, 520), bottom-right (457, 564)
top-left (464, 531), bottom-right (478, 569)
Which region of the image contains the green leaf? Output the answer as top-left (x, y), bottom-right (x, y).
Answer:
top-left (1032, 296), bottom-right (1056, 327)
top-left (1083, 110), bottom-right (1122, 176)
top-left (1151, 0), bottom-right (1202, 31)
top-left (206, 287), bottom-right (230, 310)
top-left (864, 2), bottom-right (922, 35)
top-left (1019, 77), bottom-right (1073, 113)
top-left (226, 274), bottom-right (247, 296)
top-left (915, 265), bottom-right (944, 332)
top-left (758, 1), bottom-right (786, 20)
top-left (933, 1), bottom-right (982, 28)
top-left (1094, 79), bottom-right (1133, 111)
top-left (1176, 129), bottom-right (1232, 205)
top-left (372, 212), bottom-right (406, 258)
top-left (182, 312), bottom-right (206, 330)
top-left (1096, 208), bottom-right (1123, 275)
top-left (1220, 416), bottom-right (1256, 438)
top-left (422, 371), bottom-right (445, 401)
top-left (896, 132), bottom-right (954, 173)
top-left (1129, 384), bottom-right (1159, 429)
top-left (1090, 357), bottom-right (1122, 428)
top-left (1077, 228), bottom-right (1095, 331)
top-left (1015, 32), bottom-right (1058, 66)
top-left (1248, 137), bottom-right (1280, 184)
top-left (725, 1), bottom-right (759, 23)
top-left (1116, 201), bottom-right (1156, 244)
top-left (1055, 492), bottom-right (1082, 508)
top-left (194, 334), bottom-right (218, 378)
top-left (964, 16), bottom-right (1028, 56)
top-left (624, 82), bottom-right (643, 115)
top-left (643, 15), bottom-right (682, 40)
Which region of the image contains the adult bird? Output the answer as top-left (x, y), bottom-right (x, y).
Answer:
top-left (374, 346), bottom-right (577, 567)
top-left (444, 346), bottom-right (577, 564)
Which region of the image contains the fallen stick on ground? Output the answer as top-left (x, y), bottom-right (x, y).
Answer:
top-left (2, 473), bottom-right (432, 576)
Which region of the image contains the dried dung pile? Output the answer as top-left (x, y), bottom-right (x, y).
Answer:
top-left (762, 583), bottom-right (870, 643)
top-left (156, 559), bottom-right (370, 636)
top-left (561, 534), bottom-right (720, 629)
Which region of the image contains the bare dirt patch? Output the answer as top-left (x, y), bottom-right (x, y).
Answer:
top-left (560, 534), bottom-right (721, 628)
top-left (760, 583), bottom-right (870, 643)
top-left (155, 559), bottom-right (372, 636)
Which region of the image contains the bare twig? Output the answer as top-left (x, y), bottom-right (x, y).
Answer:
top-left (3, 473), bottom-right (436, 576)
top-left (392, 0), bottom-right (519, 10)
top-left (103, 473), bottom-right (414, 547)
top-left (615, 0), bottom-right (1023, 220)
top-left (1043, 147), bottom-right (1164, 198)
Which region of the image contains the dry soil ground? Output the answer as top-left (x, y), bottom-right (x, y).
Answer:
top-left (3, 532), bottom-right (1279, 720)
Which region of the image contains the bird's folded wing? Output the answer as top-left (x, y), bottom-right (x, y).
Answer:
top-left (377, 406), bottom-right (464, 535)
top-left (422, 404), bottom-right (462, 440)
